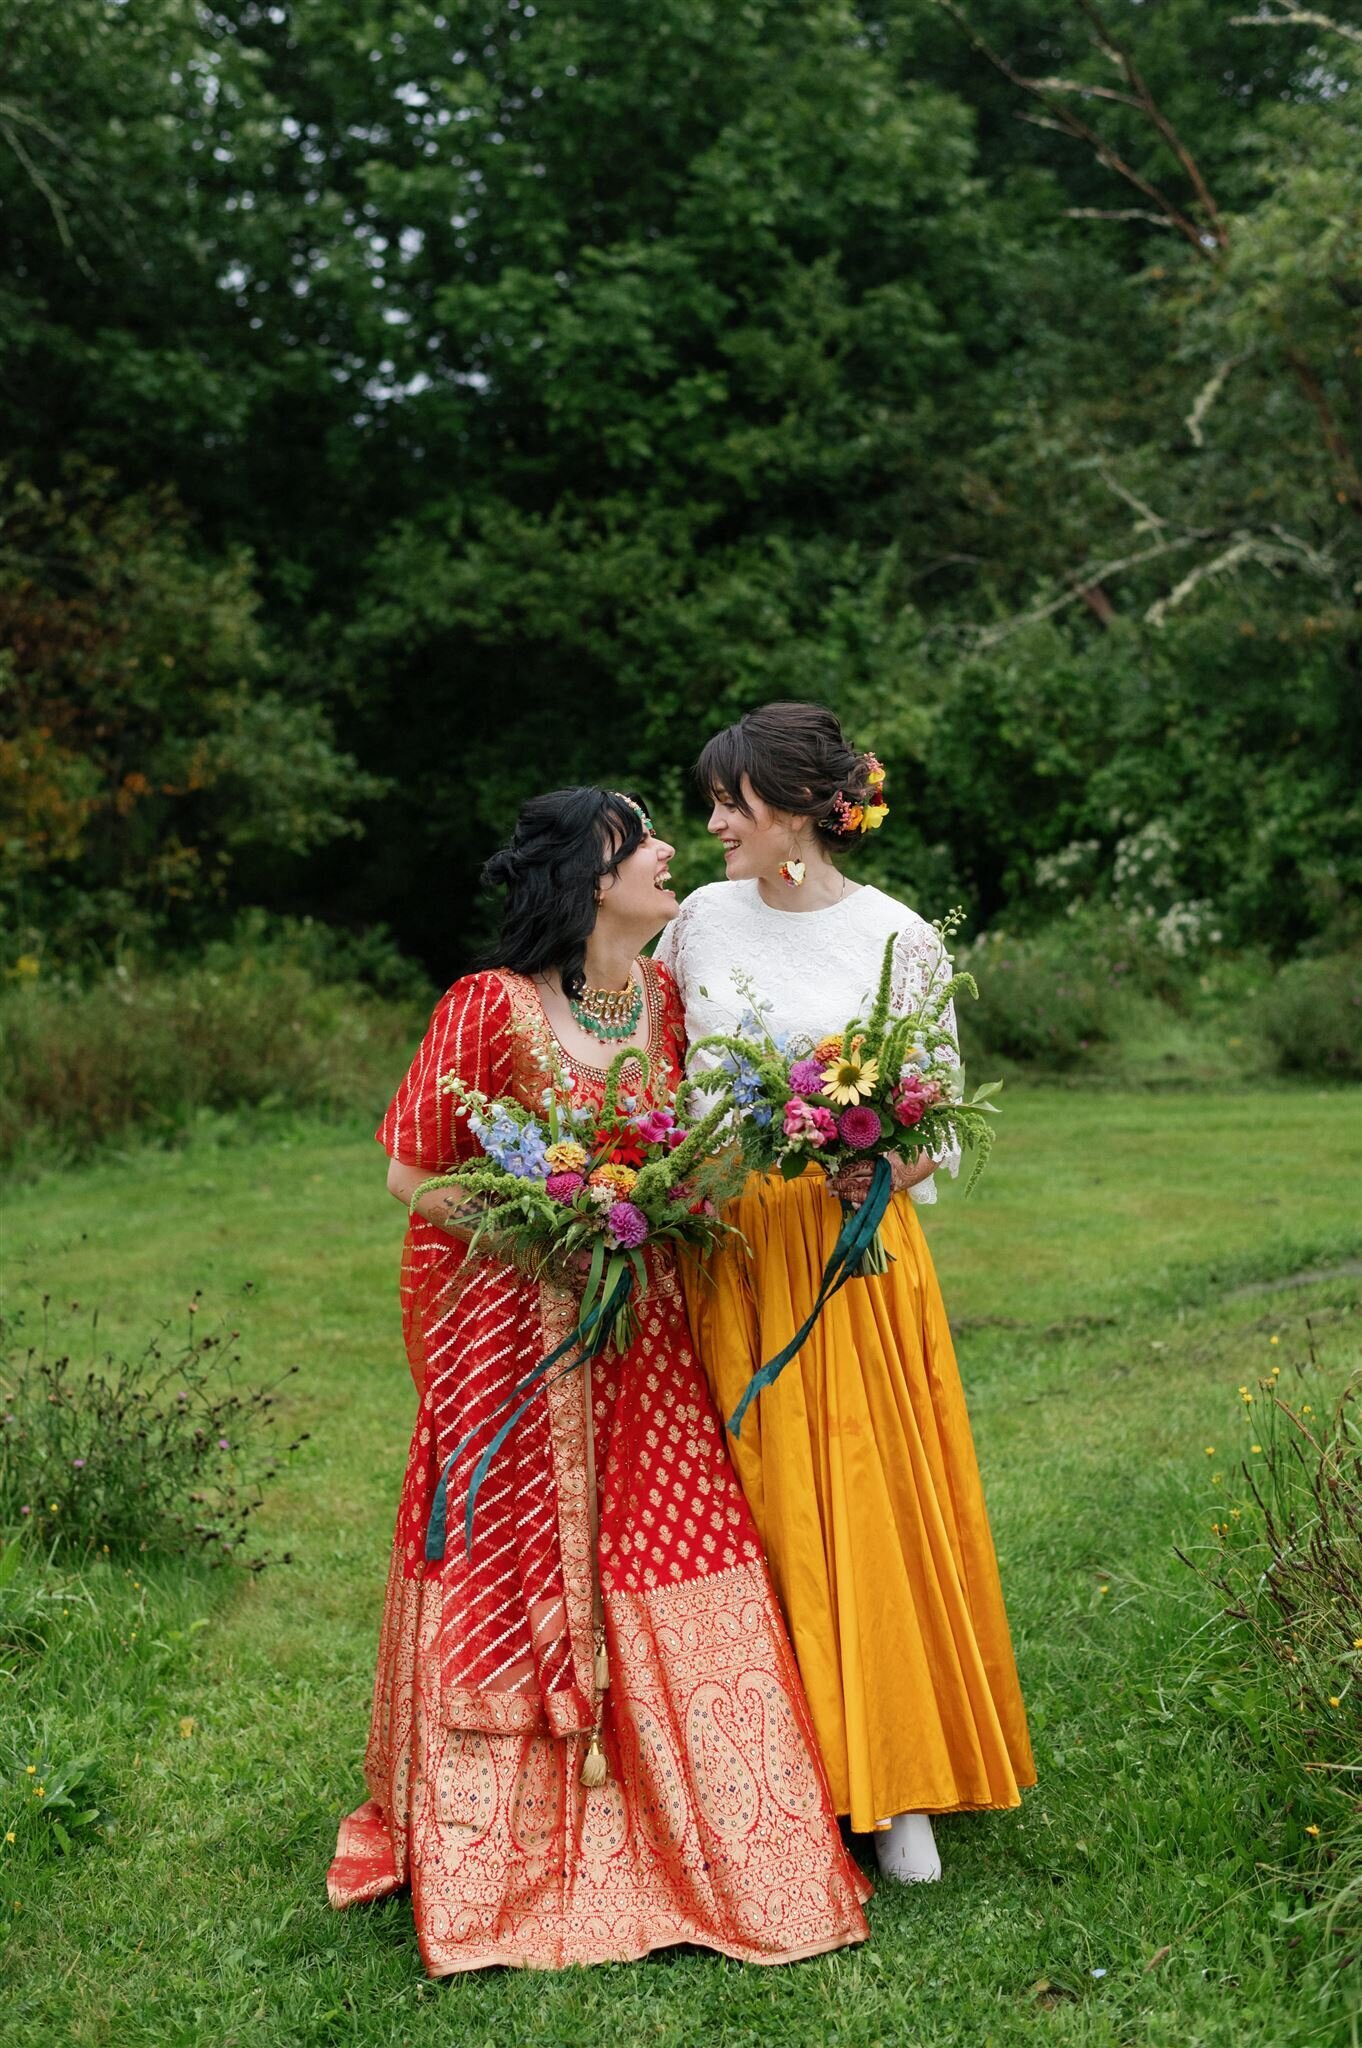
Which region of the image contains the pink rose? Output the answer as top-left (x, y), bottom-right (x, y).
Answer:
top-left (809, 1105), bottom-right (837, 1145)
top-left (837, 1105), bottom-right (882, 1150)
top-left (545, 1171), bottom-right (585, 1204)
top-left (891, 1079), bottom-right (927, 1129)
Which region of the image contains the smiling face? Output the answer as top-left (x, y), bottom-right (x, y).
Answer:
top-left (706, 776), bottom-right (803, 883)
top-left (596, 819), bottom-right (678, 943)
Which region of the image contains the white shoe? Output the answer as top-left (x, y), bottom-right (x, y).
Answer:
top-left (875, 1810), bottom-right (942, 1884)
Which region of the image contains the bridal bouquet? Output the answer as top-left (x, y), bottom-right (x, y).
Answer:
top-left (415, 1048), bottom-right (742, 1552)
top-left (693, 912), bottom-right (1002, 1432)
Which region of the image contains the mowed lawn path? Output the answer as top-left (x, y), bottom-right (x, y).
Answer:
top-left (4, 1089), bottom-right (1360, 2047)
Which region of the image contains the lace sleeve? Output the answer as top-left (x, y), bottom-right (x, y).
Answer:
top-left (890, 922), bottom-right (961, 1205)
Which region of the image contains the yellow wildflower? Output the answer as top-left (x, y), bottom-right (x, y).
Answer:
top-left (1251, 1444), bottom-right (1262, 1454)
top-left (1353, 1638), bottom-right (1362, 1650)
top-left (545, 1140), bottom-right (588, 1174)
top-left (1098, 1585), bottom-right (1109, 1596)
top-left (3, 1832), bottom-right (13, 1844)
top-left (1329, 1696), bottom-right (1341, 1708)
top-left (1269, 1334), bottom-right (1279, 1346)
top-left (1305, 1824), bottom-right (1320, 1837)
top-left (1204, 1447), bottom-right (1216, 1457)
top-left (822, 1039), bottom-right (881, 1106)
top-left (587, 1163), bottom-right (638, 1197)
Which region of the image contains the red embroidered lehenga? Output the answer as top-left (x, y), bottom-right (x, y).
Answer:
top-left (327, 957), bottom-right (869, 1973)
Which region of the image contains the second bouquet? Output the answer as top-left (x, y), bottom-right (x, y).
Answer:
top-left (692, 912), bottom-right (1002, 1433)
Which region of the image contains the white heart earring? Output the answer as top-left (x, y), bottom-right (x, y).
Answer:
top-left (778, 841), bottom-right (806, 887)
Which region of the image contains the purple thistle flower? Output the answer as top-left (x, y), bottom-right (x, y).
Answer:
top-left (217, 1437), bottom-right (230, 1451)
top-left (72, 1458), bottom-right (86, 1469)
top-left (606, 1201), bottom-right (649, 1250)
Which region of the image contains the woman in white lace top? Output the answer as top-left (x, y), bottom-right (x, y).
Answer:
top-left (656, 702), bottom-right (1034, 1883)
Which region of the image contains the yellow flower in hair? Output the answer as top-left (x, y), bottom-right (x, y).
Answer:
top-left (822, 1038), bottom-right (880, 1106)
top-left (862, 802), bottom-right (889, 832)
top-left (545, 1140), bottom-right (588, 1174)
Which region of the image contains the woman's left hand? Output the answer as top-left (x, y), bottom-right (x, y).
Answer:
top-left (827, 1152), bottom-right (936, 1206)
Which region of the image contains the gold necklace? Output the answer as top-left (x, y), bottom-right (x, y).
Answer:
top-left (569, 976), bottom-right (643, 1042)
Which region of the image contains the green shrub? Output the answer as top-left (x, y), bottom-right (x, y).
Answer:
top-left (1254, 952), bottom-right (1362, 1081)
top-left (0, 953), bottom-right (422, 1166)
top-left (958, 927), bottom-right (1115, 1068)
top-left (1193, 1335), bottom-right (1362, 1975)
top-left (0, 1297), bottom-right (302, 1567)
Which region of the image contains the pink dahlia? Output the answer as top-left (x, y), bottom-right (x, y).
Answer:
top-left (607, 1200), bottom-right (649, 1249)
top-left (837, 1105), bottom-right (882, 1150)
top-left (545, 1170), bottom-right (585, 1204)
top-left (787, 1057), bottom-right (827, 1095)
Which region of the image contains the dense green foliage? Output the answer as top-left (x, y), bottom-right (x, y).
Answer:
top-left (2, 0), bottom-right (1358, 976)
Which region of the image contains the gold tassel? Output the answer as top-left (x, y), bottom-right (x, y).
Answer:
top-left (593, 1631), bottom-right (609, 1693)
top-left (580, 1730), bottom-right (607, 1789)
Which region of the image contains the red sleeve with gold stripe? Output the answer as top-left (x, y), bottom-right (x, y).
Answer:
top-left (376, 971), bottom-right (515, 1172)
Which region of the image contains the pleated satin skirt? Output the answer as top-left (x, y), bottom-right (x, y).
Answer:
top-left (682, 1172), bottom-right (1035, 1834)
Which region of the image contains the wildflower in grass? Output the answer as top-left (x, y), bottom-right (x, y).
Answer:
top-left (1270, 1335), bottom-right (1279, 1346)
top-left (24, 1766), bottom-right (35, 1776)
top-left (33, 1787), bottom-right (44, 1799)
top-left (1098, 1585), bottom-right (1109, 1596)
top-left (1251, 1444), bottom-right (1262, 1454)
top-left (1353, 1637), bottom-right (1362, 1650)
top-left (1329, 1696), bottom-right (1341, 1707)
top-left (72, 1457), bottom-right (86, 1468)
top-left (4, 1832), bottom-right (13, 1844)
top-left (1205, 1446), bottom-right (1216, 1456)
top-left (1306, 1824), bottom-right (1321, 1837)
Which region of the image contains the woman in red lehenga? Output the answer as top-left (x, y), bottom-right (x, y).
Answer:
top-left (327, 787), bottom-right (869, 1973)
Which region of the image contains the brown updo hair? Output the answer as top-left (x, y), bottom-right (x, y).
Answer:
top-left (696, 702), bottom-right (881, 851)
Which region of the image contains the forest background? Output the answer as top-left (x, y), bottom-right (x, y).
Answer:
top-left (2, 0), bottom-right (1360, 1165)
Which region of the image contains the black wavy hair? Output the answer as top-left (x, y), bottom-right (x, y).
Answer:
top-left (696, 701), bottom-right (880, 852)
top-left (480, 787), bottom-right (650, 998)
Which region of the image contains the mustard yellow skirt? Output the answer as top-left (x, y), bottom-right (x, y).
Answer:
top-left (682, 1173), bottom-right (1035, 1834)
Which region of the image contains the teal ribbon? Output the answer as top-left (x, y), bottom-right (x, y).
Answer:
top-left (727, 1154), bottom-right (894, 1438)
top-left (424, 1265), bottom-right (635, 1564)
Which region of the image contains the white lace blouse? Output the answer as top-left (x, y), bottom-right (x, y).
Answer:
top-left (655, 879), bottom-right (961, 1203)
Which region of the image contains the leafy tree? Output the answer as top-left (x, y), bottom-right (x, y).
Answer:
top-left (0, 466), bottom-right (380, 966)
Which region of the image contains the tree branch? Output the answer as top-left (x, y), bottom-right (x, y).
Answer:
top-left (1073, 0), bottom-right (1229, 248)
top-left (1285, 351), bottom-right (1362, 520)
top-left (931, 0), bottom-right (1214, 256)
top-left (1230, 5), bottom-right (1362, 47)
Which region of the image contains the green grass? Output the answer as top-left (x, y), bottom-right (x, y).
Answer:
top-left (2, 1088), bottom-right (1361, 2046)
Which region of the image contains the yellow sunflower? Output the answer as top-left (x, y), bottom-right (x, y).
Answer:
top-left (545, 1140), bottom-right (588, 1174)
top-left (821, 1040), bottom-right (881, 1106)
